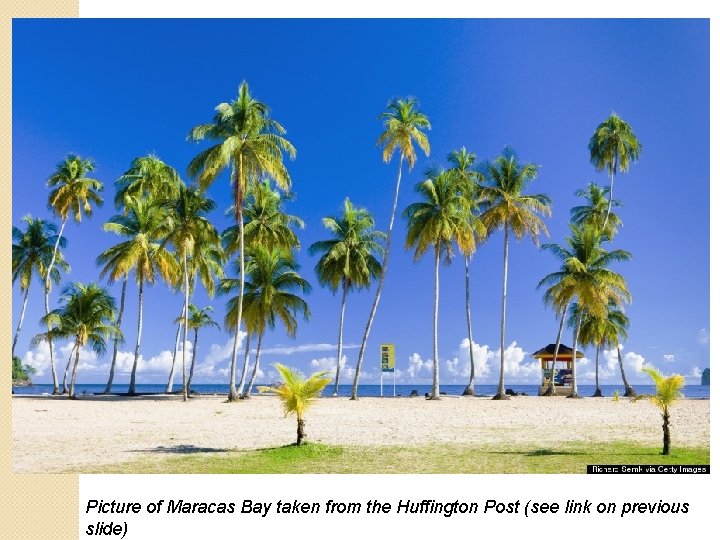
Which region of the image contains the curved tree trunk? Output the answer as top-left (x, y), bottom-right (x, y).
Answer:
top-left (296, 416), bottom-right (306, 446)
top-left (181, 253), bottom-right (190, 402)
top-left (592, 346), bottom-right (602, 397)
top-left (463, 256), bottom-right (476, 396)
top-left (543, 303), bottom-right (569, 396)
top-left (242, 331), bottom-right (264, 398)
top-left (237, 332), bottom-right (252, 396)
top-left (68, 340), bottom-right (81, 399)
top-left (187, 328), bottom-right (199, 393)
top-left (429, 246), bottom-right (441, 400)
top-left (617, 345), bottom-right (636, 397)
top-left (662, 408), bottom-right (670, 455)
top-left (351, 155), bottom-right (404, 400)
top-left (45, 218), bottom-right (67, 395)
top-left (61, 345), bottom-right (76, 394)
top-left (493, 223), bottom-right (510, 400)
top-left (165, 307), bottom-right (184, 393)
top-left (567, 312), bottom-right (583, 398)
top-left (332, 278), bottom-right (349, 397)
top-left (228, 192), bottom-right (245, 402)
top-left (128, 280), bottom-right (144, 395)
top-left (104, 277), bottom-right (127, 394)
top-left (603, 156), bottom-right (617, 229)
top-left (12, 285), bottom-right (31, 358)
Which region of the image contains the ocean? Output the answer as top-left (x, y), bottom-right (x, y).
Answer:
top-left (11, 383), bottom-right (711, 399)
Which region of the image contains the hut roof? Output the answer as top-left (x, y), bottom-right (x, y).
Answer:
top-left (531, 343), bottom-right (585, 358)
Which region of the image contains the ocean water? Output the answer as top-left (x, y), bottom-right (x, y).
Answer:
top-left (11, 383), bottom-right (710, 399)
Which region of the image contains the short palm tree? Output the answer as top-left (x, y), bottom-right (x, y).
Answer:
top-left (188, 81), bottom-right (296, 402)
top-left (37, 282), bottom-right (118, 399)
top-left (404, 169), bottom-right (475, 399)
top-left (260, 363), bottom-right (332, 446)
top-left (603, 304), bottom-right (636, 397)
top-left (45, 154), bottom-right (103, 394)
top-left (588, 113), bottom-right (642, 228)
top-left (97, 197), bottom-right (177, 394)
top-left (114, 154), bottom-right (182, 209)
top-left (174, 305), bottom-right (220, 394)
top-left (352, 97), bottom-right (431, 400)
top-left (571, 182), bottom-right (622, 239)
top-left (12, 216), bottom-right (69, 357)
top-left (309, 199), bottom-right (385, 396)
top-left (448, 147), bottom-right (487, 396)
top-left (482, 148), bottom-right (551, 400)
top-left (635, 367), bottom-right (685, 455)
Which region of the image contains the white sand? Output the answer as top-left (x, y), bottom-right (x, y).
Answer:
top-left (11, 394), bottom-right (710, 472)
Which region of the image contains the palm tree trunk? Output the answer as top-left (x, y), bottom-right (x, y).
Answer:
top-left (45, 217), bottom-right (67, 395)
top-left (351, 155), bottom-right (404, 400)
top-left (603, 156), bottom-right (616, 229)
top-left (228, 196), bottom-right (245, 402)
top-left (165, 306), bottom-right (185, 393)
top-left (617, 345), bottom-right (636, 397)
top-left (493, 223), bottom-right (510, 400)
top-left (242, 331), bottom-right (264, 398)
top-left (332, 278), bottom-right (349, 397)
top-left (296, 415), bottom-right (306, 446)
top-left (592, 346), bottom-right (602, 397)
top-left (568, 312), bottom-right (583, 398)
top-left (68, 340), bottom-right (81, 399)
top-left (62, 346), bottom-right (74, 394)
top-left (662, 408), bottom-right (670, 455)
top-left (104, 276), bottom-right (127, 394)
top-left (429, 246), bottom-right (441, 400)
top-left (128, 280), bottom-right (144, 395)
top-left (12, 285), bottom-right (31, 358)
top-left (187, 328), bottom-right (199, 392)
top-left (463, 255), bottom-right (475, 396)
top-left (181, 253), bottom-right (190, 402)
top-left (543, 304), bottom-right (568, 396)
top-left (237, 332), bottom-right (252, 395)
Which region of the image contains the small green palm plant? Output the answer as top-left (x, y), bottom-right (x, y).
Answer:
top-left (633, 367), bottom-right (685, 455)
top-left (612, 390), bottom-right (620, 402)
top-left (260, 363), bottom-right (332, 446)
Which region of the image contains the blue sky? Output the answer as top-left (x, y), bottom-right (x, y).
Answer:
top-left (12, 19), bottom-right (709, 388)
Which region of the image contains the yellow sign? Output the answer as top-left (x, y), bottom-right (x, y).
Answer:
top-left (381, 344), bottom-right (395, 372)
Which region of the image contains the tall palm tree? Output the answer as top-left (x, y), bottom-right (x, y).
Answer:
top-left (97, 197), bottom-right (177, 395)
top-left (571, 182), bottom-right (622, 239)
top-left (260, 364), bottom-right (332, 446)
top-left (636, 367), bottom-right (684, 455)
top-left (174, 304), bottom-right (220, 394)
top-left (604, 303), bottom-right (636, 397)
top-left (45, 154), bottom-right (103, 394)
top-left (539, 225), bottom-right (631, 398)
top-left (309, 199), bottom-right (385, 396)
top-left (114, 154), bottom-right (182, 209)
top-left (482, 148), bottom-right (551, 400)
top-left (352, 97), bottom-right (431, 400)
top-left (37, 282), bottom-right (118, 399)
top-left (588, 113), bottom-right (642, 228)
top-left (448, 147), bottom-right (487, 396)
top-left (188, 81), bottom-right (296, 401)
top-left (12, 216), bottom-right (69, 357)
top-left (404, 169), bottom-right (475, 399)
top-left (163, 185), bottom-right (220, 401)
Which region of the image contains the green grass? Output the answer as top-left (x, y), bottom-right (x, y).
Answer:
top-left (86, 442), bottom-right (709, 474)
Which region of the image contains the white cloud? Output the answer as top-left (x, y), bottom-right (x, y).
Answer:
top-left (264, 342), bottom-right (359, 356)
top-left (697, 328), bottom-right (709, 346)
top-left (686, 367), bottom-right (703, 381)
top-left (662, 354), bottom-right (675, 363)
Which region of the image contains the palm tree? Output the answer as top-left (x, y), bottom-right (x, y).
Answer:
top-left (12, 216), bottom-right (69, 357)
top-left (448, 147), bottom-right (487, 396)
top-left (97, 197), bottom-right (177, 395)
top-left (603, 304), bottom-right (636, 397)
top-left (588, 113), bottom-right (642, 228)
top-left (352, 97), bottom-right (431, 400)
top-left (404, 169), bottom-right (475, 399)
top-left (635, 367), bottom-right (685, 455)
top-left (569, 303), bottom-right (608, 397)
top-left (309, 199), bottom-right (385, 396)
top-left (163, 185), bottom-right (220, 401)
top-left (571, 182), bottom-right (622, 239)
top-left (188, 81), bottom-right (296, 401)
top-left (482, 148), bottom-right (551, 400)
top-left (114, 154), bottom-right (182, 209)
top-left (174, 305), bottom-right (220, 394)
top-left (45, 154), bottom-right (103, 393)
top-left (260, 363), bottom-right (332, 446)
top-left (538, 225), bottom-right (631, 398)
top-left (37, 283), bottom-right (118, 399)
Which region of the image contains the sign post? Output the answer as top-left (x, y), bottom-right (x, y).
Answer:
top-left (380, 344), bottom-right (395, 397)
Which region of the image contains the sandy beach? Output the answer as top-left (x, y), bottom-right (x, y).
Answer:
top-left (11, 394), bottom-right (710, 473)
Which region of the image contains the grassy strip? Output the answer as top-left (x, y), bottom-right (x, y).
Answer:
top-left (87, 442), bottom-right (709, 474)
